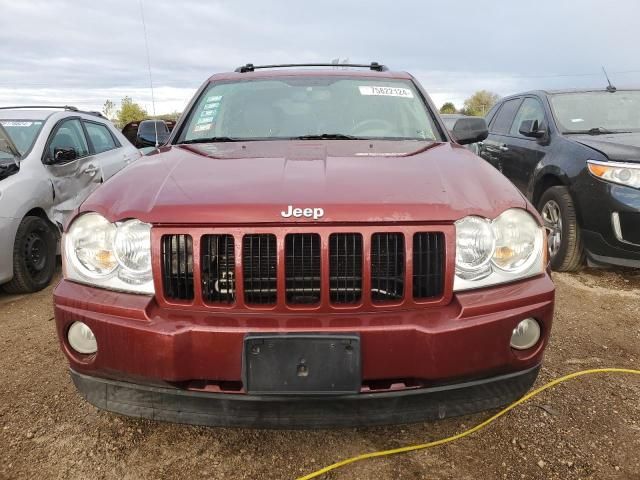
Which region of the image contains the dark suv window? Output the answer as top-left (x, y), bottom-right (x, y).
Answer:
top-left (510, 98), bottom-right (546, 136)
top-left (490, 98), bottom-right (521, 135)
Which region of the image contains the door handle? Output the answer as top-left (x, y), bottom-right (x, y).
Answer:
top-left (83, 165), bottom-right (99, 176)
top-left (499, 145), bottom-right (509, 152)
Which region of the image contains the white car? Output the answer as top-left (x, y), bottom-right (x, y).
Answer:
top-left (0, 106), bottom-right (140, 293)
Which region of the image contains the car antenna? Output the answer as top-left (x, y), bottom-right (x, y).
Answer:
top-left (602, 66), bottom-right (617, 93)
top-left (139, 0), bottom-right (159, 147)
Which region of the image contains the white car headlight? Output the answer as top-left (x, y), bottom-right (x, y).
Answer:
top-left (587, 160), bottom-right (640, 189)
top-left (454, 209), bottom-right (544, 291)
top-left (64, 213), bottom-right (154, 294)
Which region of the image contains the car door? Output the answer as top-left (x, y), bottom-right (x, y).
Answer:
top-left (43, 117), bottom-right (98, 225)
top-left (479, 97), bottom-right (522, 173)
top-left (494, 97), bottom-right (549, 194)
top-left (83, 120), bottom-right (137, 181)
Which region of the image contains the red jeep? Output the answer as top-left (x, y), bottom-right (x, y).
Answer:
top-left (54, 63), bottom-right (554, 427)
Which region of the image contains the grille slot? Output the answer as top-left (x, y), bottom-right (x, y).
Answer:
top-left (201, 235), bottom-right (235, 304)
top-left (161, 234), bottom-right (194, 300)
top-left (242, 234), bottom-right (277, 305)
top-left (329, 233), bottom-right (363, 304)
top-left (285, 233), bottom-right (321, 304)
top-left (413, 232), bottom-right (445, 299)
top-left (371, 233), bottom-right (405, 302)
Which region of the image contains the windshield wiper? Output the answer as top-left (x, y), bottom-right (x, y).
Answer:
top-left (566, 127), bottom-right (632, 135)
top-left (180, 136), bottom-right (243, 144)
top-left (294, 133), bottom-right (361, 140)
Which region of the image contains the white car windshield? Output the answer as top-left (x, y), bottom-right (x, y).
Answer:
top-left (0, 120), bottom-right (44, 156)
top-left (179, 76), bottom-right (441, 143)
top-left (550, 91), bottom-right (640, 133)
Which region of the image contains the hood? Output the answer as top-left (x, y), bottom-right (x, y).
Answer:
top-left (81, 140), bottom-right (526, 225)
top-left (569, 132), bottom-right (640, 163)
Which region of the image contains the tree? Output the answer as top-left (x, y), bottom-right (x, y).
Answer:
top-left (439, 102), bottom-right (456, 114)
top-left (461, 90), bottom-right (500, 116)
top-left (102, 100), bottom-right (116, 121)
top-left (153, 111), bottom-right (181, 122)
top-left (115, 97), bottom-right (147, 128)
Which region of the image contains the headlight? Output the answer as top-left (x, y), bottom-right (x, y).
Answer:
top-left (454, 216), bottom-right (495, 279)
top-left (587, 160), bottom-right (640, 189)
top-left (64, 213), bottom-right (154, 294)
top-left (454, 209), bottom-right (544, 291)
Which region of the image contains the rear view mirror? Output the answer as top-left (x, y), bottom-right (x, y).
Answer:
top-left (53, 147), bottom-right (78, 163)
top-left (451, 117), bottom-right (488, 145)
top-left (519, 119), bottom-right (545, 138)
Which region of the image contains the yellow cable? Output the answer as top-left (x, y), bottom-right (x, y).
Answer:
top-left (297, 368), bottom-right (640, 480)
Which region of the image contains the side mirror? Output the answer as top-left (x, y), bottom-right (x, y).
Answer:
top-left (53, 147), bottom-right (78, 163)
top-left (519, 119), bottom-right (545, 138)
top-left (451, 117), bottom-right (488, 145)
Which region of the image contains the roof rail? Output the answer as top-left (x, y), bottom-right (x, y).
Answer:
top-left (0, 105), bottom-right (79, 111)
top-left (235, 62), bottom-right (388, 73)
top-left (0, 105), bottom-right (107, 119)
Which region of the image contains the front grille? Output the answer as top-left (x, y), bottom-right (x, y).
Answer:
top-left (201, 234), bottom-right (235, 303)
top-left (330, 233), bottom-right (363, 304)
top-left (371, 233), bottom-right (405, 302)
top-left (158, 227), bottom-right (447, 309)
top-left (413, 232), bottom-right (445, 299)
top-left (242, 234), bottom-right (277, 305)
top-left (285, 233), bottom-right (321, 304)
top-left (161, 234), bottom-right (194, 300)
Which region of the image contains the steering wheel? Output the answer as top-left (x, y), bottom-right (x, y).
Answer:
top-left (351, 118), bottom-right (395, 136)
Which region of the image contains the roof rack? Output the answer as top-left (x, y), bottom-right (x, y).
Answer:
top-left (0, 105), bottom-right (106, 119)
top-left (235, 62), bottom-right (388, 73)
top-left (0, 105), bottom-right (79, 111)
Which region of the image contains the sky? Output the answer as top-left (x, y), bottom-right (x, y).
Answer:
top-left (1, 0), bottom-right (639, 115)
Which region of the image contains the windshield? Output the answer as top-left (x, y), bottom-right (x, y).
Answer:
top-left (550, 91), bottom-right (640, 133)
top-left (179, 76), bottom-right (441, 143)
top-left (0, 120), bottom-right (44, 156)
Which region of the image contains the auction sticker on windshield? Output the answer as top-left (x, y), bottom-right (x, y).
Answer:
top-left (358, 86), bottom-right (414, 98)
top-left (0, 121), bottom-right (35, 127)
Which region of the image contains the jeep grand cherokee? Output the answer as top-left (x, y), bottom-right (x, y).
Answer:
top-left (54, 63), bottom-right (555, 427)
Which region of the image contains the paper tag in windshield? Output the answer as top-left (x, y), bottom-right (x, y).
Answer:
top-left (359, 86), bottom-right (414, 98)
top-left (0, 121), bottom-right (34, 127)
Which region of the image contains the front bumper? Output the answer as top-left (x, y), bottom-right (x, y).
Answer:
top-left (55, 273), bottom-right (554, 426)
top-left (70, 365), bottom-right (540, 428)
top-left (573, 175), bottom-right (640, 267)
top-left (0, 217), bottom-right (20, 284)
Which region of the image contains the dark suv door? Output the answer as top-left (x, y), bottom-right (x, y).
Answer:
top-left (500, 97), bottom-right (549, 194)
top-left (481, 96), bottom-right (550, 196)
top-left (480, 97), bottom-right (521, 173)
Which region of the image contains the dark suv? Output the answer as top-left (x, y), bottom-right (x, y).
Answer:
top-left (479, 89), bottom-right (640, 270)
top-left (54, 63), bottom-right (553, 428)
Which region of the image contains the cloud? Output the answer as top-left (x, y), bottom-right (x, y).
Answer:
top-left (0, 0), bottom-right (638, 113)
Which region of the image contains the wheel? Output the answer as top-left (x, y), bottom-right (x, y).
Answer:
top-left (2, 216), bottom-right (57, 293)
top-left (537, 186), bottom-right (585, 272)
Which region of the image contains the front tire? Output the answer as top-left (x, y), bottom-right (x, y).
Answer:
top-left (2, 216), bottom-right (57, 294)
top-left (538, 186), bottom-right (585, 272)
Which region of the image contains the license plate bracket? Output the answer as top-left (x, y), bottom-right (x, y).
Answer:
top-left (243, 333), bottom-right (361, 395)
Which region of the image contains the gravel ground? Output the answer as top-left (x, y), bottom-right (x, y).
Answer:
top-left (0, 268), bottom-right (638, 480)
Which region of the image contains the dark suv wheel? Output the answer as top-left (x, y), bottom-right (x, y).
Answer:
top-left (2, 216), bottom-right (57, 294)
top-left (538, 186), bottom-right (585, 272)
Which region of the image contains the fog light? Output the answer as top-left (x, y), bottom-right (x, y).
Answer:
top-left (510, 318), bottom-right (541, 350)
top-left (67, 322), bottom-right (98, 354)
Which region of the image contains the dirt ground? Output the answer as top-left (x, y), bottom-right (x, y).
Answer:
top-left (0, 268), bottom-right (638, 480)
